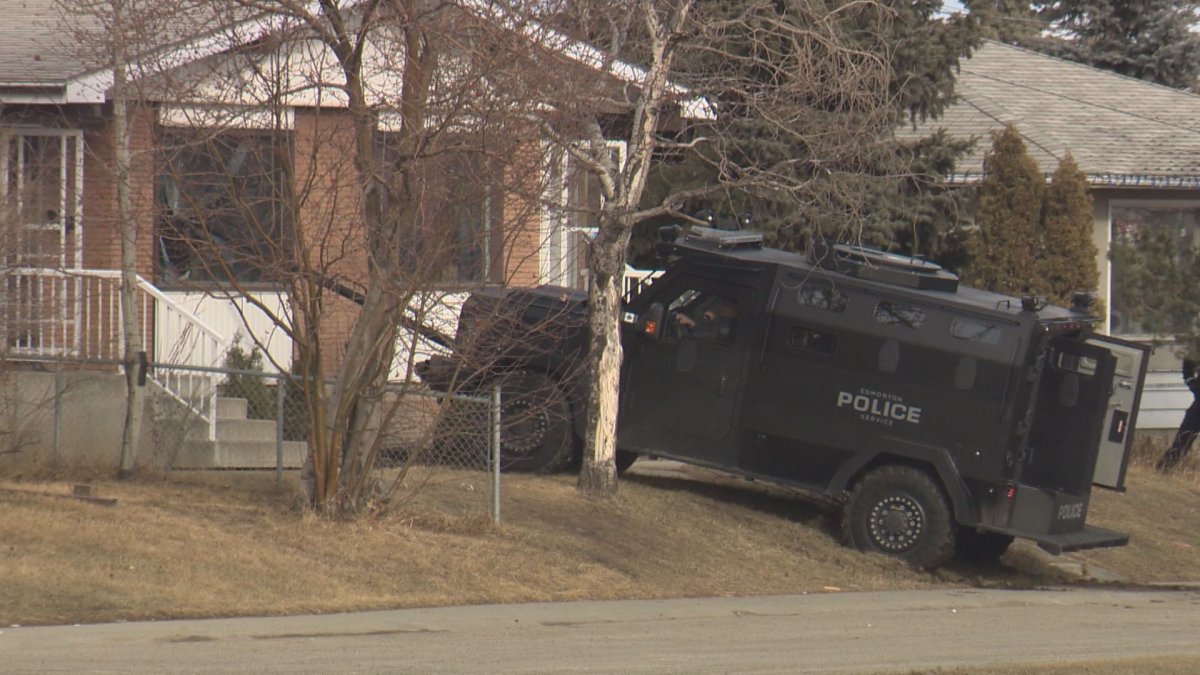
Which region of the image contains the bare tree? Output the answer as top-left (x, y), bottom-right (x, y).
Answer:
top-left (47, 0), bottom-right (174, 477)
top-left (520, 0), bottom-right (897, 495)
top-left (108, 1), bottom-right (145, 479)
top-left (113, 0), bottom-right (560, 511)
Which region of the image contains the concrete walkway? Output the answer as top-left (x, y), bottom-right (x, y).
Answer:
top-left (4, 587), bottom-right (1200, 673)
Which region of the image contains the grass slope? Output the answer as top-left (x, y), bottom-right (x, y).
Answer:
top-left (1, 449), bottom-right (1197, 627)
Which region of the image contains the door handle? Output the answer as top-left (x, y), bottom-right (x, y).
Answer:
top-left (718, 375), bottom-right (727, 397)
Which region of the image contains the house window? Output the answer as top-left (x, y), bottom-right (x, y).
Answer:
top-left (541, 142), bottom-right (626, 289)
top-left (377, 135), bottom-right (498, 285)
top-left (1110, 205), bottom-right (1200, 336)
top-left (156, 130), bottom-right (292, 284)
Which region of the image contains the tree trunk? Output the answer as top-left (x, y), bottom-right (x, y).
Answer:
top-left (578, 214), bottom-right (633, 497)
top-left (112, 29), bottom-right (144, 480)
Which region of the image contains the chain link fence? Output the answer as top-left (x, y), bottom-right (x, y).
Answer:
top-left (150, 362), bottom-right (502, 523)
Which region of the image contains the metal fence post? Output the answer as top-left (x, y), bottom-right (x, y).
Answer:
top-left (275, 372), bottom-right (285, 488)
top-left (53, 362), bottom-right (63, 467)
top-left (491, 382), bottom-right (501, 525)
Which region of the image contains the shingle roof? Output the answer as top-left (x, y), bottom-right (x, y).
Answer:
top-left (0, 0), bottom-right (92, 86)
top-left (0, 0), bottom-right (249, 103)
top-left (908, 40), bottom-right (1200, 188)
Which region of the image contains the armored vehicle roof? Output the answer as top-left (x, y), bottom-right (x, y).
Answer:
top-left (669, 227), bottom-right (1094, 326)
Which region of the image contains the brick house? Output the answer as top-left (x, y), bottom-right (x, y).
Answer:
top-left (1, 2), bottom-right (646, 364)
top-left (0, 2), bottom-right (662, 465)
top-left (909, 40), bottom-right (1200, 429)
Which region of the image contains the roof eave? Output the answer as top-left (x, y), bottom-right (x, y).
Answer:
top-left (947, 172), bottom-right (1200, 190)
top-left (0, 82), bottom-right (70, 105)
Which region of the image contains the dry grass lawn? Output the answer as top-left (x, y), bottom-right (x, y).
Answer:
top-left (1, 438), bottom-right (1198, 628)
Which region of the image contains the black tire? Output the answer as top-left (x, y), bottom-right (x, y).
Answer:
top-left (842, 465), bottom-right (956, 570)
top-left (955, 529), bottom-right (1014, 563)
top-left (497, 370), bottom-right (573, 473)
top-left (615, 449), bottom-right (638, 474)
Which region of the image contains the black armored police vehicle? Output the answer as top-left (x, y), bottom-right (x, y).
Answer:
top-left (418, 225), bottom-right (1148, 569)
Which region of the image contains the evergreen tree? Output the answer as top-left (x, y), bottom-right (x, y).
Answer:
top-left (1038, 152), bottom-right (1099, 308)
top-left (974, 1), bottom-right (1200, 90)
top-left (1038, 1), bottom-right (1200, 90)
top-left (636, 0), bottom-right (982, 257)
top-left (963, 0), bottom-right (1047, 46)
top-left (961, 125), bottom-right (1044, 295)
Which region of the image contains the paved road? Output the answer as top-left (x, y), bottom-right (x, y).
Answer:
top-left (4, 588), bottom-right (1200, 673)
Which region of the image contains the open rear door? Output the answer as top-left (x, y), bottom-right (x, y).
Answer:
top-left (1086, 335), bottom-right (1149, 491)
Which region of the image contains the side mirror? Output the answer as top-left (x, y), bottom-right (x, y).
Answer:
top-left (637, 303), bottom-right (666, 339)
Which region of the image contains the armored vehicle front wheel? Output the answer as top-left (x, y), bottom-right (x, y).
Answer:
top-left (843, 465), bottom-right (955, 570)
top-left (497, 370), bottom-right (573, 473)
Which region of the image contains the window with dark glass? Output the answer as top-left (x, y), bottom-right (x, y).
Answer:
top-left (1110, 205), bottom-right (1200, 336)
top-left (665, 289), bottom-right (739, 345)
top-left (378, 134), bottom-right (499, 285)
top-left (787, 326), bottom-right (837, 355)
top-left (156, 130), bottom-right (292, 284)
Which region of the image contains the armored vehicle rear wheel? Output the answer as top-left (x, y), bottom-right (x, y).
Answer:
top-left (497, 370), bottom-right (573, 473)
top-left (843, 465), bottom-right (955, 570)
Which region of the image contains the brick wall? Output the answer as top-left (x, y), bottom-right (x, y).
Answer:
top-left (79, 104), bottom-right (156, 279)
top-left (292, 108), bottom-right (368, 377)
top-left (502, 136), bottom-right (545, 287)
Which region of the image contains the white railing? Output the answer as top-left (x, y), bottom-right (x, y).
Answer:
top-left (1, 268), bottom-right (229, 439)
top-left (158, 290), bottom-right (292, 373)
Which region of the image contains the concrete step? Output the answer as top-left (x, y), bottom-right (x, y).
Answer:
top-left (217, 417), bottom-right (283, 443)
top-left (175, 439), bottom-right (308, 469)
top-left (187, 414), bottom-right (282, 443)
top-left (216, 397), bottom-right (249, 420)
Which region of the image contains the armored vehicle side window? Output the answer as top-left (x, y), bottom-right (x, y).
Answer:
top-left (950, 317), bottom-right (1002, 345)
top-left (798, 284), bottom-right (848, 312)
top-left (1057, 351), bottom-right (1098, 376)
top-left (874, 301), bottom-right (926, 329)
top-left (666, 289), bottom-right (739, 346)
top-left (788, 326), bottom-right (837, 355)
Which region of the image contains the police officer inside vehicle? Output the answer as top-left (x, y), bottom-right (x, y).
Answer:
top-left (673, 294), bottom-right (739, 344)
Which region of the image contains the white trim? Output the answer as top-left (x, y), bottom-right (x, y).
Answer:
top-left (38, 2), bottom-right (712, 123)
top-left (158, 104), bottom-right (295, 130)
top-left (459, 0), bottom-right (711, 121)
top-left (61, 12), bottom-right (300, 105)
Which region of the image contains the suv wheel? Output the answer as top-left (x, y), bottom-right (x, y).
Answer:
top-left (497, 370), bottom-right (573, 473)
top-left (843, 465), bottom-right (955, 570)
